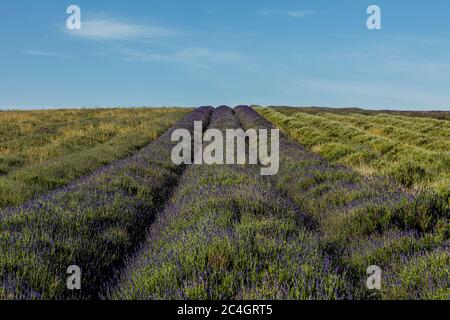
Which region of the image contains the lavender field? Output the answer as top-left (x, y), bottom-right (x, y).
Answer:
top-left (0, 106), bottom-right (448, 300)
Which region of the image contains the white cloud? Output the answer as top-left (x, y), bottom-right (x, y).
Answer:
top-left (68, 18), bottom-right (176, 40)
top-left (258, 10), bottom-right (314, 18)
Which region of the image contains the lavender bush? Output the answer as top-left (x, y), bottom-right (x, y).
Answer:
top-left (0, 107), bottom-right (213, 299)
top-left (0, 105), bottom-right (447, 300)
top-left (112, 106), bottom-right (349, 300)
top-left (235, 105), bottom-right (449, 299)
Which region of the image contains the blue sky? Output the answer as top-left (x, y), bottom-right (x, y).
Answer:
top-left (1, 0), bottom-right (449, 110)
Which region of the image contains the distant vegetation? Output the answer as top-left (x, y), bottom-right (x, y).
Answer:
top-left (0, 108), bottom-right (190, 208)
top-left (257, 106), bottom-right (449, 196)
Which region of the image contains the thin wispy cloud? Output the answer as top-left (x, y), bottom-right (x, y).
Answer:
top-left (385, 35), bottom-right (448, 46)
top-left (106, 46), bottom-right (250, 72)
top-left (114, 47), bottom-right (244, 64)
top-left (67, 17), bottom-right (177, 40)
top-left (23, 50), bottom-right (71, 59)
top-left (258, 10), bottom-right (314, 18)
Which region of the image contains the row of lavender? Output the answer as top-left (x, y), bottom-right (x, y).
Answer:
top-left (0, 107), bottom-right (213, 299)
top-left (235, 106), bottom-right (449, 299)
top-left (112, 106), bottom-right (349, 299)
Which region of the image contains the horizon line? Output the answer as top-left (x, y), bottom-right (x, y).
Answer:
top-left (1, 104), bottom-right (449, 112)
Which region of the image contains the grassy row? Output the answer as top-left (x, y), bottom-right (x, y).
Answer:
top-left (307, 112), bottom-right (450, 153)
top-left (0, 107), bottom-right (212, 299)
top-left (256, 107), bottom-right (449, 195)
top-left (112, 106), bottom-right (349, 300)
top-left (0, 110), bottom-right (190, 209)
top-left (267, 106), bottom-right (450, 121)
top-left (0, 108), bottom-right (183, 174)
top-left (236, 106), bottom-right (449, 299)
